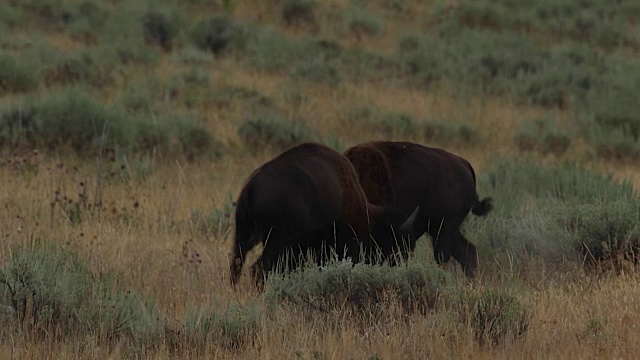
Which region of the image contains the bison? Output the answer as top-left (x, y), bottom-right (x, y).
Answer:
top-left (230, 142), bottom-right (418, 286)
top-left (344, 141), bottom-right (492, 277)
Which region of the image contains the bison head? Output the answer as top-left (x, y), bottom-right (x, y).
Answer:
top-left (367, 206), bottom-right (419, 264)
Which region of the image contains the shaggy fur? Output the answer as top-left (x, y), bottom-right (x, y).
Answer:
top-left (230, 143), bottom-right (417, 286)
top-left (345, 141), bottom-right (493, 277)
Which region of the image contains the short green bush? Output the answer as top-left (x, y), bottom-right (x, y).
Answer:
top-left (456, 288), bottom-right (530, 345)
top-left (291, 61), bottom-right (341, 84)
top-left (281, 0), bottom-right (316, 26)
top-left (44, 48), bottom-right (114, 86)
top-left (142, 10), bottom-right (178, 51)
top-left (0, 247), bottom-right (162, 343)
top-left (21, 88), bottom-right (126, 153)
top-left (565, 201), bottom-right (640, 268)
top-left (0, 88), bottom-right (216, 160)
top-left (591, 130), bottom-right (640, 161)
top-left (0, 3), bottom-right (23, 29)
top-left (66, 0), bottom-right (110, 42)
top-left (433, 0), bottom-right (635, 48)
top-left (582, 71), bottom-right (640, 160)
top-left (514, 117), bottom-right (572, 155)
top-left (210, 85), bottom-right (272, 110)
top-left (470, 158), bottom-right (638, 267)
top-left (423, 119), bottom-right (481, 146)
top-left (346, 7), bottom-right (384, 38)
top-left (190, 14), bottom-right (246, 55)
top-left (238, 113), bottom-right (318, 152)
top-left (244, 30), bottom-right (343, 76)
top-left (0, 53), bottom-right (41, 93)
top-left (176, 120), bottom-right (217, 161)
top-left (265, 261), bottom-right (449, 313)
top-left (346, 106), bottom-right (418, 137)
top-left (484, 158), bottom-right (635, 209)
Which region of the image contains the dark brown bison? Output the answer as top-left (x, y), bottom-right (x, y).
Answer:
top-left (344, 141), bottom-right (492, 277)
top-left (230, 142), bottom-right (418, 286)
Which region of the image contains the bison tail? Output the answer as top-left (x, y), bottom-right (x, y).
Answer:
top-left (471, 197), bottom-right (493, 216)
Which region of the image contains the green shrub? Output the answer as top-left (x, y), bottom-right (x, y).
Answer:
top-left (190, 14), bottom-right (246, 55)
top-left (244, 30), bottom-right (343, 77)
top-left (171, 46), bottom-right (215, 65)
top-left (120, 78), bottom-right (155, 112)
top-left (433, 0), bottom-right (635, 48)
top-left (340, 47), bottom-right (401, 82)
top-left (423, 119), bottom-right (481, 146)
top-left (565, 201), bottom-right (640, 268)
top-left (0, 247), bottom-right (162, 343)
top-left (210, 85), bottom-right (272, 110)
top-left (484, 158), bottom-right (634, 209)
top-left (514, 117), bottom-right (572, 155)
top-left (281, 0), bottom-right (316, 26)
top-left (265, 261), bottom-right (449, 313)
top-left (346, 7), bottom-right (384, 38)
top-left (468, 202), bottom-right (576, 264)
top-left (591, 130), bottom-right (640, 161)
top-left (1, 88), bottom-right (127, 154)
top-left (142, 10), bottom-right (177, 51)
top-left (238, 113), bottom-right (318, 152)
top-left (0, 89), bottom-right (216, 160)
top-left (582, 70), bottom-right (640, 160)
top-left (0, 101), bottom-right (37, 149)
top-left (396, 28), bottom-right (625, 106)
top-left (176, 120), bottom-right (217, 161)
top-left (66, 0), bottom-right (110, 41)
top-left (470, 158), bottom-right (638, 267)
top-left (397, 33), bottom-right (446, 86)
top-left (111, 39), bottom-right (160, 65)
top-left (44, 48), bottom-right (114, 86)
top-left (0, 53), bottom-right (40, 94)
top-left (456, 288), bottom-right (530, 345)
top-left (291, 61), bottom-right (341, 84)
top-left (0, 3), bottom-right (23, 29)
top-left (346, 106), bottom-right (418, 137)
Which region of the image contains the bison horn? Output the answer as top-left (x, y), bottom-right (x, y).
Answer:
top-left (400, 206), bottom-right (419, 232)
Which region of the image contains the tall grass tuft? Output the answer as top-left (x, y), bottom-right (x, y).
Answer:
top-left (456, 288), bottom-right (530, 346)
top-left (175, 303), bottom-right (261, 351)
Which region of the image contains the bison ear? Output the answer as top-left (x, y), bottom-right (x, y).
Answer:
top-left (400, 206), bottom-right (419, 232)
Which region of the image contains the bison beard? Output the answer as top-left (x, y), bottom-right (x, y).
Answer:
top-left (345, 141), bottom-right (493, 278)
top-left (230, 142), bottom-right (418, 287)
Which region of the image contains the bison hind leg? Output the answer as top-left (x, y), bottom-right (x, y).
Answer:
top-left (451, 230), bottom-right (478, 278)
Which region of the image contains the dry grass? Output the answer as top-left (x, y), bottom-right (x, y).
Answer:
top-left (1, 119), bottom-right (639, 358)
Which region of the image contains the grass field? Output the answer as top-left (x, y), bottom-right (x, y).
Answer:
top-left (1, 0), bottom-right (639, 358)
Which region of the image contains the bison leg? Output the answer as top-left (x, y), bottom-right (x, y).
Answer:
top-left (427, 218), bottom-right (453, 265)
top-left (250, 236), bottom-right (308, 287)
top-left (451, 230), bottom-right (478, 278)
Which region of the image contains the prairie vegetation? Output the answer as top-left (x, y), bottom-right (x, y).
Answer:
top-left (0, 0), bottom-right (639, 358)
